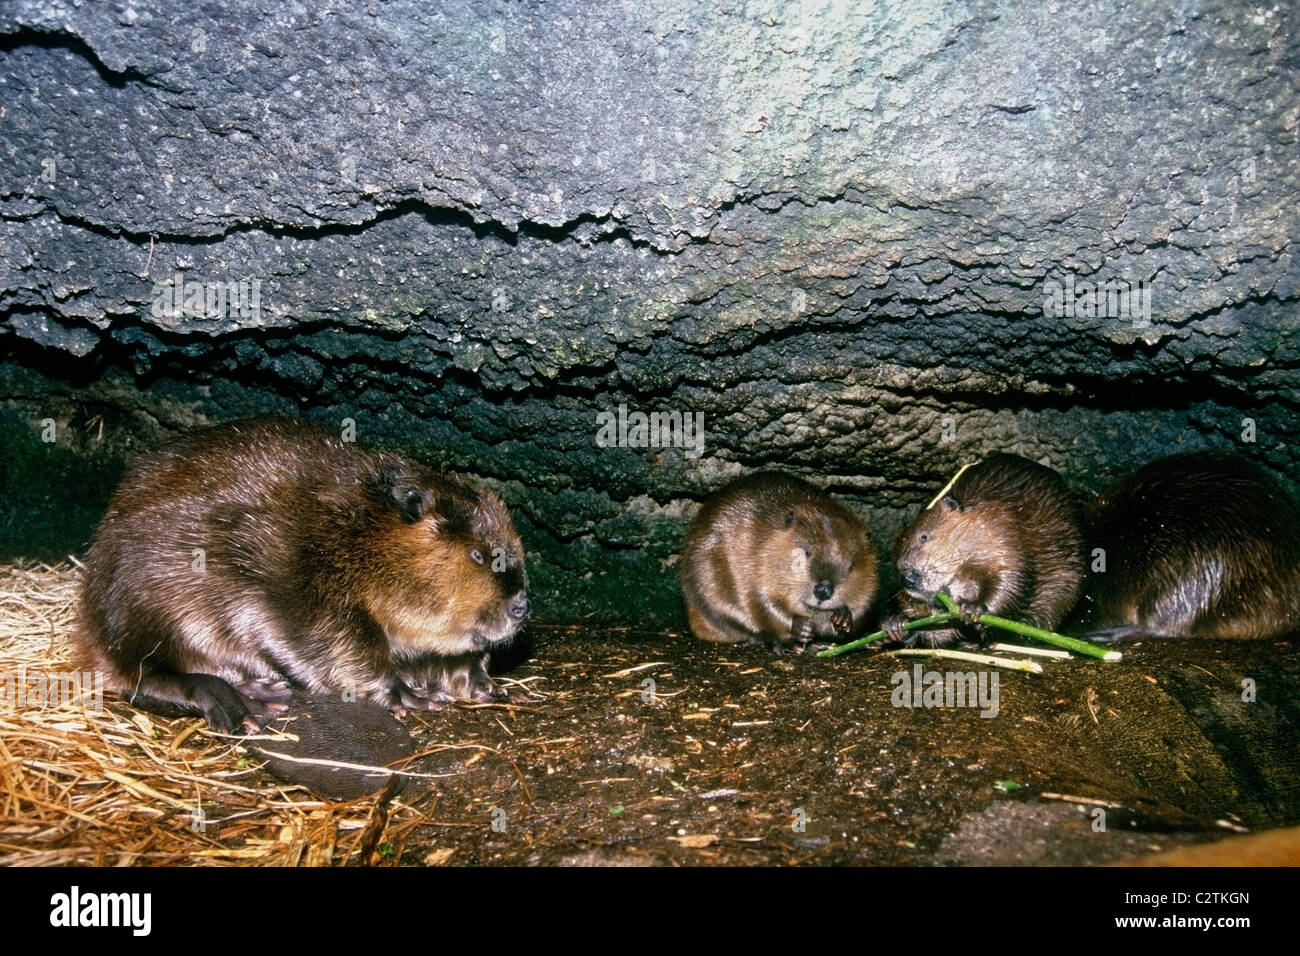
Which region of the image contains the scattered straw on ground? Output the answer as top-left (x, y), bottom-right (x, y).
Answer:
top-left (0, 561), bottom-right (433, 866)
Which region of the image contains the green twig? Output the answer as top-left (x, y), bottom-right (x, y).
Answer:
top-left (815, 612), bottom-right (956, 658)
top-left (934, 593), bottom-right (1120, 662)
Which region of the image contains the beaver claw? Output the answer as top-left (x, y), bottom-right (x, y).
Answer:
top-left (958, 601), bottom-right (987, 625)
top-left (231, 677), bottom-right (294, 732)
top-left (828, 605), bottom-right (853, 637)
top-left (386, 681), bottom-right (447, 717)
top-left (469, 679), bottom-right (530, 704)
top-left (879, 614), bottom-right (908, 644)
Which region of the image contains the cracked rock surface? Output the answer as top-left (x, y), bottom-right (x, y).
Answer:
top-left (2, 0), bottom-right (1297, 621)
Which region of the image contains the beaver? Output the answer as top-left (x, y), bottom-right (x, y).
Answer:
top-left (1078, 451), bottom-right (1300, 641)
top-left (679, 472), bottom-right (880, 652)
top-left (75, 417), bottom-right (530, 734)
top-left (883, 453), bottom-right (1085, 647)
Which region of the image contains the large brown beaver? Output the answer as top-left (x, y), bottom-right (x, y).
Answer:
top-left (1079, 451), bottom-right (1300, 641)
top-left (884, 454), bottom-right (1085, 647)
top-left (679, 472), bottom-right (880, 652)
top-left (75, 417), bottom-right (530, 734)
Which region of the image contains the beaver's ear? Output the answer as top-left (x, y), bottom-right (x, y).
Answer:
top-left (397, 488), bottom-right (431, 522)
top-left (940, 495), bottom-right (962, 512)
top-left (784, 510), bottom-right (796, 529)
top-left (376, 466), bottom-right (435, 522)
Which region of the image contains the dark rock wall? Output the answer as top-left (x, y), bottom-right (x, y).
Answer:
top-left (2, 1), bottom-right (1297, 620)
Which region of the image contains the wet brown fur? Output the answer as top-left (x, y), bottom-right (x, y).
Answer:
top-left (680, 472), bottom-right (880, 650)
top-left (74, 417), bottom-right (529, 731)
top-left (1079, 451), bottom-right (1300, 641)
top-left (890, 454), bottom-right (1084, 647)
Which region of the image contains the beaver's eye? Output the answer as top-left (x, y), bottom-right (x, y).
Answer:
top-left (470, 549), bottom-right (485, 565)
top-left (918, 532), bottom-right (929, 544)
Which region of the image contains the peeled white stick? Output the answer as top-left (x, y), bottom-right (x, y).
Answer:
top-left (988, 642), bottom-right (1072, 660)
top-left (884, 648), bottom-right (1044, 674)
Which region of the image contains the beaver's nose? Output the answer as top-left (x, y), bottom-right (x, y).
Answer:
top-left (901, 568), bottom-right (922, 591)
top-left (508, 593), bottom-right (530, 621)
top-left (813, 579), bottom-right (834, 602)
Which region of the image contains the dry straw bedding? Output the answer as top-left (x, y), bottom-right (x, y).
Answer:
top-left (0, 562), bottom-right (437, 866)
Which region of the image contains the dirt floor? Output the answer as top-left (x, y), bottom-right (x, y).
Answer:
top-left (4, 563), bottom-right (1299, 866)
top-left (379, 624), bottom-right (1300, 865)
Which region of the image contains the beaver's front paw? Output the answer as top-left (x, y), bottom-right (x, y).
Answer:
top-left (232, 676), bottom-right (294, 731)
top-left (468, 677), bottom-right (530, 704)
top-left (880, 614), bottom-right (910, 645)
top-left (828, 605), bottom-right (853, 637)
top-left (384, 680), bottom-right (449, 717)
top-left (958, 600), bottom-right (988, 626)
